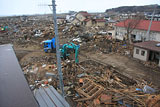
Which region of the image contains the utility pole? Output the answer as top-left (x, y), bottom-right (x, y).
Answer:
top-left (145, 5), bottom-right (157, 41)
top-left (52, 0), bottom-right (65, 97)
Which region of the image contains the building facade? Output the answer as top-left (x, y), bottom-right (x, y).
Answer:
top-left (83, 19), bottom-right (92, 27)
top-left (115, 19), bottom-right (160, 42)
top-left (92, 19), bottom-right (106, 27)
top-left (71, 11), bottom-right (91, 25)
top-left (133, 41), bottom-right (160, 67)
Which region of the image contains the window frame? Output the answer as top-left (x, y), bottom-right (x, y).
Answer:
top-left (136, 49), bottom-right (139, 54)
top-left (141, 50), bottom-right (145, 56)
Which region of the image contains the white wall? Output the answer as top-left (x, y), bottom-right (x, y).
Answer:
top-left (76, 13), bottom-right (86, 22)
top-left (108, 30), bottom-right (115, 38)
top-left (114, 27), bottom-right (126, 40)
top-left (133, 47), bottom-right (149, 61)
top-left (115, 26), bottom-right (160, 42)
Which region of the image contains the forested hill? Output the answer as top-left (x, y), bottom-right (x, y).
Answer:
top-left (105, 4), bottom-right (160, 14)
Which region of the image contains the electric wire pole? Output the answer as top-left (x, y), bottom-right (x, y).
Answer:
top-left (52, 0), bottom-right (65, 97)
top-left (145, 5), bottom-right (157, 41)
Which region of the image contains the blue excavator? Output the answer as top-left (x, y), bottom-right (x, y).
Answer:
top-left (43, 38), bottom-right (80, 63)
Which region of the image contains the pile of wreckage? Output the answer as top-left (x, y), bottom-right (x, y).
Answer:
top-left (0, 16), bottom-right (57, 46)
top-left (1, 16), bottom-right (160, 106)
top-left (0, 16), bottom-right (133, 57)
top-left (23, 59), bottom-right (160, 107)
top-left (79, 34), bottom-right (133, 56)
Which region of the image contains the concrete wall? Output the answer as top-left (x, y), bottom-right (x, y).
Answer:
top-left (108, 30), bottom-right (115, 38)
top-left (115, 26), bottom-right (160, 42)
top-left (85, 20), bottom-right (92, 27)
top-left (76, 13), bottom-right (86, 22)
top-left (133, 47), bottom-right (149, 61)
top-left (114, 27), bottom-right (126, 40)
top-left (71, 18), bottom-right (80, 25)
top-left (57, 19), bottom-right (65, 24)
top-left (96, 22), bottom-right (105, 27)
top-left (108, 23), bottom-right (116, 27)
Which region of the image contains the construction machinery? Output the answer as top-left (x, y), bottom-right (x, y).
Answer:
top-left (0, 26), bottom-right (8, 32)
top-left (43, 38), bottom-right (80, 63)
top-left (60, 42), bottom-right (80, 63)
top-left (43, 37), bottom-right (56, 53)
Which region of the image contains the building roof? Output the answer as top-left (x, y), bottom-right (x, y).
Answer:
top-left (95, 19), bottom-right (106, 22)
top-left (57, 16), bottom-right (66, 19)
top-left (34, 86), bottom-right (70, 107)
top-left (0, 44), bottom-right (38, 107)
top-left (79, 11), bottom-right (91, 17)
top-left (43, 40), bottom-right (52, 43)
top-left (84, 18), bottom-right (91, 22)
top-left (134, 41), bottom-right (160, 52)
top-left (107, 20), bottom-right (117, 23)
top-left (115, 19), bottom-right (160, 32)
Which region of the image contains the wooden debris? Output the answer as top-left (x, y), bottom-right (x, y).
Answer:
top-left (75, 78), bottom-right (104, 101)
top-left (146, 95), bottom-right (160, 107)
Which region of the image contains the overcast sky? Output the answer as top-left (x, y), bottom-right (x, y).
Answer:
top-left (0, 0), bottom-right (160, 16)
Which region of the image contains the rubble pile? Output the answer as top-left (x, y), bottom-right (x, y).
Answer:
top-left (0, 16), bottom-right (56, 47)
top-left (1, 15), bottom-right (160, 107)
top-left (21, 55), bottom-right (56, 67)
top-left (0, 16), bottom-right (133, 56)
top-left (23, 59), bottom-right (160, 107)
top-left (80, 35), bottom-right (133, 56)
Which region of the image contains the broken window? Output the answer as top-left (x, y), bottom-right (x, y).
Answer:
top-left (108, 33), bottom-right (112, 36)
top-left (141, 50), bottom-right (145, 56)
top-left (136, 49), bottom-right (139, 54)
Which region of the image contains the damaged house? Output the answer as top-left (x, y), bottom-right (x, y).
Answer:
top-left (71, 11), bottom-right (106, 27)
top-left (71, 11), bottom-right (91, 25)
top-left (92, 19), bottom-right (106, 27)
top-left (133, 41), bottom-right (160, 67)
top-left (83, 19), bottom-right (92, 27)
top-left (115, 19), bottom-right (160, 41)
top-left (57, 16), bottom-right (66, 24)
top-left (82, 18), bottom-right (106, 27)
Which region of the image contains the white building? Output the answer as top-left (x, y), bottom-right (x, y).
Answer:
top-left (133, 41), bottom-right (160, 67)
top-left (115, 19), bottom-right (160, 42)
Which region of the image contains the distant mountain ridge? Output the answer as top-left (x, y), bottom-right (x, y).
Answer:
top-left (105, 4), bottom-right (160, 14)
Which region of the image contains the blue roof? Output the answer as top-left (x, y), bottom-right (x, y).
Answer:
top-left (44, 40), bottom-right (52, 43)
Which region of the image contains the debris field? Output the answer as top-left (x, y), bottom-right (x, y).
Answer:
top-left (0, 15), bottom-right (160, 107)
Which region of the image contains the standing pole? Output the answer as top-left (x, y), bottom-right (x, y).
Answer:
top-left (145, 5), bottom-right (157, 41)
top-left (52, 0), bottom-right (64, 97)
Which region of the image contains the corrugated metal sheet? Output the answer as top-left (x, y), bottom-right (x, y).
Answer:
top-left (34, 86), bottom-right (70, 107)
top-left (0, 44), bottom-right (39, 107)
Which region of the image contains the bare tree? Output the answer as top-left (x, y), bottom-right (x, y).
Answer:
top-left (123, 14), bottom-right (144, 44)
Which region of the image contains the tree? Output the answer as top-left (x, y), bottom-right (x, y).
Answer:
top-left (123, 14), bottom-right (144, 44)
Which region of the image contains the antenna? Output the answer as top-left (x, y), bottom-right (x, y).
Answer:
top-left (37, 0), bottom-right (52, 14)
top-left (38, 4), bottom-right (53, 11)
